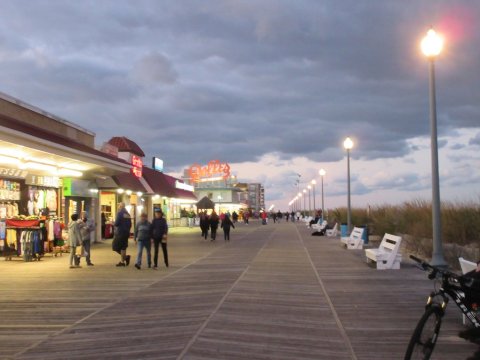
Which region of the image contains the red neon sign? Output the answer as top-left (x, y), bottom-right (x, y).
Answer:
top-left (188, 160), bottom-right (230, 183)
top-left (131, 155), bottom-right (143, 178)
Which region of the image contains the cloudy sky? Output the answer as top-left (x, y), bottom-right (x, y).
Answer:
top-left (0, 0), bottom-right (479, 210)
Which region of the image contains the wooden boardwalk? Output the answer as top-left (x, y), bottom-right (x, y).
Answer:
top-left (0, 221), bottom-right (478, 359)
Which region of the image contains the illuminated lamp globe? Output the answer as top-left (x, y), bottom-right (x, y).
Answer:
top-left (421, 28), bottom-right (444, 58)
top-left (343, 137), bottom-right (354, 150)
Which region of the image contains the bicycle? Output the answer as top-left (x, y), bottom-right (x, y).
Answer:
top-left (404, 255), bottom-right (480, 360)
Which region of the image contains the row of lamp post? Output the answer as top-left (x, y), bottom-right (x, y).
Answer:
top-left (289, 28), bottom-right (446, 265)
top-left (288, 168), bottom-right (327, 218)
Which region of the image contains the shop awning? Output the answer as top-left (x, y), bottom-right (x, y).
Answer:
top-left (142, 166), bottom-right (175, 197)
top-left (162, 172), bottom-right (197, 201)
top-left (142, 166), bottom-right (196, 201)
top-left (110, 172), bottom-right (151, 194)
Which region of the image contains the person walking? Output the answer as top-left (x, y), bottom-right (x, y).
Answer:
top-left (243, 211), bottom-right (249, 225)
top-left (199, 211), bottom-right (209, 240)
top-left (221, 214), bottom-right (235, 241)
top-left (134, 213), bottom-right (152, 270)
top-left (151, 209), bottom-right (168, 269)
top-left (79, 213), bottom-right (95, 266)
top-left (232, 211), bottom-right (238, 223)
top-left (209, 210), bottom-right (219, 241)
top-left (68, 213), bottom-right (82, 269)
top-left (112, 202), bottom-right (132, 267)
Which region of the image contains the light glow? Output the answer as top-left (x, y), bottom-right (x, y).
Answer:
top-left (421, 28), bottom-right (444, 58)
top-left (343, 137), bottom-right (354, 150)
top-left (319, 168), bottom-right (326, 176)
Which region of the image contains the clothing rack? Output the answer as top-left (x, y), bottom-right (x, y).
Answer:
top-left (4, 226), bottom-right (44, 262)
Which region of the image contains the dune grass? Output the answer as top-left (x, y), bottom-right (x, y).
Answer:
top-left (329, 199), bottom-right (480, 261)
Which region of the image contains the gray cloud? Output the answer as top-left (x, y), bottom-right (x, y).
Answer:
top-left (469, 132), bottom-right (480, 146)
top-left (0, 0), bottom-right (478, 205)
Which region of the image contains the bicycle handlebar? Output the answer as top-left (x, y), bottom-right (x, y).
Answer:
top-left (409, 255), bottom-right (460, 281)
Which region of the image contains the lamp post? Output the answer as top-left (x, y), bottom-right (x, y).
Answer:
top-left (302, 189), bottom-right (307, 215)
top-left (311, 179), bottom-right (316, 217)
top-left (343, 137), bottom-right (353, 233)
top-left (297, 192), bottom-right (302, 215)
top-left (319, 168), bottom-right (326, 220)
top-left (307, 185), bottom-right (312, 216)
top-left (421, 28), bottom-right (446, 266)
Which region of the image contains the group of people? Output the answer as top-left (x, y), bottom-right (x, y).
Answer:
top-left (67, 213), bottom-right (95, 268)
top-left (67, 202), bottom-right (169, 270)
top-left (198, 210), bottom-right (235, 241)
top-left (113, 202), bottom-right (169, 270)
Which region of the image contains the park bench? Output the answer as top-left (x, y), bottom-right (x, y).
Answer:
top-left (365, 233), bottom-right (402, 270)
top-left (311, 220), bottom-right (327, 232)
top-left (459, 257), bottom-right (477, 325)
top-left (340, 226), bottom-right (365, 249)
top-left (326, 223), bottom-right (338, 237)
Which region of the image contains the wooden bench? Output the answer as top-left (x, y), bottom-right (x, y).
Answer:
top-left (365, 233), bottom-right (402, 269)
top-left (326, 223), bottom-right (338, 237)
top-left (340, 227), bottom-right (365, 249)
top-left (459, 257), bottom-right (477, 325)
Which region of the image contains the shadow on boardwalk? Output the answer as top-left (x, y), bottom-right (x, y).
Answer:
top-left (0, 221), bottom-right (478, 359)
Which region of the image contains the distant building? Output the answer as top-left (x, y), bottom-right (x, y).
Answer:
top-left (183, 160), bottom-right (264, 213)
top-left (247, 183), bottom-right (265, 213)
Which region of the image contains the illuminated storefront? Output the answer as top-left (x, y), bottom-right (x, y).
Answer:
top-left (0, 95), bottom-right (132, 260)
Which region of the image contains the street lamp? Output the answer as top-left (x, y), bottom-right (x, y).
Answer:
top-left (319, 168), bottom-right (326, 220)
top-left (421, 28), bottom-right (446, 266)
top-left (343, 137), bottom-right (354, 233)
top-left (311, 179), bottom-right (316, 217)
top-left (307, 185), bottom-right (312, 216)
top-left (302, 189), bottom-right (307, 215)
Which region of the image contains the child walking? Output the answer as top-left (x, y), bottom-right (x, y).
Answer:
top-left (134, 213), bottom-right (152, 270)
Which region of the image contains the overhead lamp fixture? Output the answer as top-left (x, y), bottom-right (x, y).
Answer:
top-left (23, 161), bottom-right (57, 173)
top-left (117, 188), bottom-right (125, 194)
top-left (0, 155), bottom-right (21, 166)
top-left (136, 191), bottom-right (143, 197)
top-left (126, 190), bottom-right (132, 195)
top-left (58, 168), bottom-right (83, 177)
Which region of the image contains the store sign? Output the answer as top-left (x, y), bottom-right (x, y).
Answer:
top-left (0, 167), bottom-right (27, 179)
top-left (188, 160), bottom-right (231, 183)
top-left (63, 178), bottom-right (96, 198)
top-left (152, 157), bottom-right (164, 172)
top-left (131, 155), bottom-right (143, 178)
top-left (25, 174), bottom-right (60, 188)
top-left (175, 180), bottom-right (194, 192)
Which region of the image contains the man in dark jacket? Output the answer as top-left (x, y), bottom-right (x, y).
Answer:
top-left (150, 209), bottom-right (168, 269)
top-left (113, 202), bottom-right (132, 267)
top-left (221, 214), bottom-right (235, 241)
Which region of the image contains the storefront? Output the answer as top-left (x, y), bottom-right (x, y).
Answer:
top-left (0, 110), bottom-right (132, 261)
top-left (97, 171), bottom-right (151, 235)
top-left (142, 166), bottom-right (196, 227)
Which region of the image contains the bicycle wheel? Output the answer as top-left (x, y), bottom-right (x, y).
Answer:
top-left (404, 307), bottom-right (443, 360)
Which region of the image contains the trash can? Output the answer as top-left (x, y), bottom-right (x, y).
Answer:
top-left (340, 223), bottom-right (348, 237)
top-left (361, 225), bottom-right (369, 244)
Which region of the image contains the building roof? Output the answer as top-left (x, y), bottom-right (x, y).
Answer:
top-left (196, 196), bottom-right (215, 209)
top-left (0, 114), bottom-right (130, 167)
top-left (107, 136), bottom-right (145, 157)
